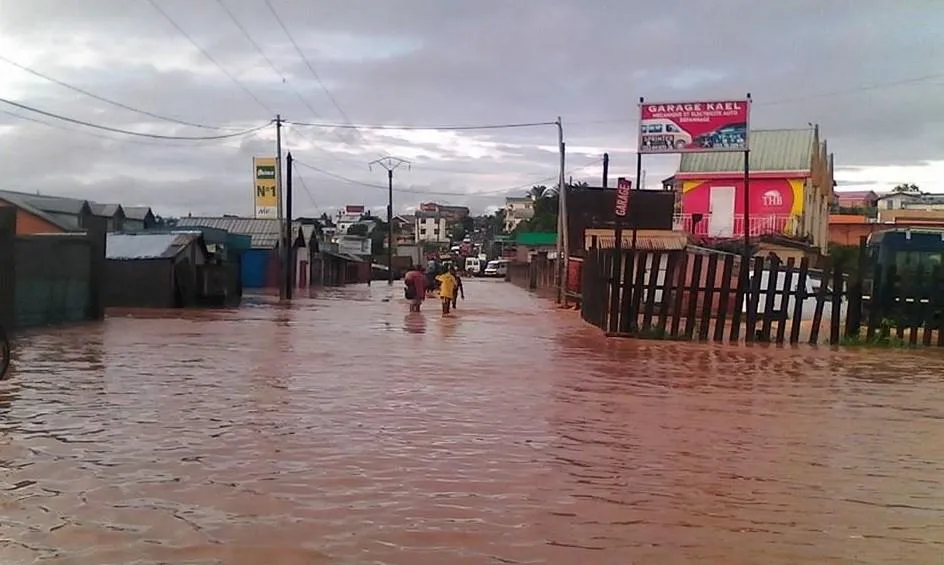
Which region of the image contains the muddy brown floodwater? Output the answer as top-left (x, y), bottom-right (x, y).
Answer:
top-left (2, 279), bottom-right (944, 564)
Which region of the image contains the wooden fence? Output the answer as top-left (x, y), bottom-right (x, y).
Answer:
top-left (580, 244), bottom-right (944, 347)
top-left (506, 257), bottom-right (556, 292)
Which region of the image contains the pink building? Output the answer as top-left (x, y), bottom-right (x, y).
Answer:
top-left (673, 127), bottom-right (835, 252)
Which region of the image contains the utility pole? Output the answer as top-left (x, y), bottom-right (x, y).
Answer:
top-left (285, 151), bottom-right (294, 299)
top-left (555, 117), bottom-right (568, 305)
top-left (275, 114), bottom-right (285, 300)
top-left (369, 156), bottom-right (411, 284)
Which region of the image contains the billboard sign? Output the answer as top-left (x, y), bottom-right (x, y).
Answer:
top-left (614, 177), bottom-right (632, 217)
top-left (253, 157), bottom-right (278, 218)
top-left (638, 100), bottom-right (750, 154)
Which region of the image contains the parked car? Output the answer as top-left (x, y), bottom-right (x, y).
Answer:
top-left (484, 259), bottom-right (509, 277)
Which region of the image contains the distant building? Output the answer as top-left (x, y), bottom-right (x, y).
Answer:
top-left (418, 202), bottom-right (469, 222)
top-left (336, 205), bottom-right (365, 234)
top-left (0, 189), bottom-right (158, 234)
top-left (415, 211), bottom-right (449, 244)
top-left (504, 196), bottom-right (534, 233)
top-left (875, 191), bottom-right (944, 212)
top-left (833, 190), bottom-right (878, 210)
top-left (392, 214), bottom-right (416, 246)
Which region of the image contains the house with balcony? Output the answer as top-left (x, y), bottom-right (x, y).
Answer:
top-left (504, 196), bottom-right (534, 233)
top-left (672, 126), bottom-right (835, 253)
top-left (415, 211), bottom-right (449, 244)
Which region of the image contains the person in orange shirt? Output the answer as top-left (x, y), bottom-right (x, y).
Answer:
top-left (435, 270), bottom-right (458, 315)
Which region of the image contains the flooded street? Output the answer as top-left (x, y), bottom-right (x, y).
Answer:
top-left (2, 279), bottom-right (944, 564)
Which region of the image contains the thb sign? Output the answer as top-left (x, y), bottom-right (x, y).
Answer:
top-left (253, 157), bottom-right (278, 218)
top-left (614, 177), bottom-right (631, 217)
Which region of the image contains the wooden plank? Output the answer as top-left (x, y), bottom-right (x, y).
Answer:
top-left (629, 251), bottom-right (648, 333)
top-left (829, 265), bottom-right (843, 346)
top-left (728, 258), bottom-right (747, 343)
top-left (713, 254), bottom-right (735, 343)
top-left (759, 256), bottom-right (781, 342)
top-left (618, 251), bottom-right (635, 334)
top-left (607, 250), bottom-right (621, 333)
top-left (789, 257), bottom-right (810, 345)
top-left (683, 254), bottom-right (703, 340)
top-left (669, 253), bottom-right (689, 338)
top-left (776, 257), bottom-right (795, 345)
top-left (922, 264), bottom-right (938, 346)
top-left (745, 257), bottom-right (764, 343)
top-left (809, 263), bottom-right (832, 345)
top-left (641, 252), bottom-right (662, 332)
top-left (655, 253), bottom-right (678, 335)
top-left (698, 253), bottom-right (719, 341)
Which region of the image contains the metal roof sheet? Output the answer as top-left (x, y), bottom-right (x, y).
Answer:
top-left (678, 129), bottom-right (815, 174)
top-left (90, 203), bottom-right (123, 217)
top-left (123, 206), bottom-right (154, 221)
top-left (0, 193), bottom-right (77, 232)
top-left (176, 216), bottom-right (300, 249)
top-left (0, 190), bottom-right (90, 215)
top-left (106, 232), bottom-right (201, 260)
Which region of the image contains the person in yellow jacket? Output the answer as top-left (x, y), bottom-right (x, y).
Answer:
top-left (435, 270), bottom-right (459, 315)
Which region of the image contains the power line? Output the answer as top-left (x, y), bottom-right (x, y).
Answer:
top-left (291, 160), bottom-right (318, 209)
top-left (263, 0), bottom-right (368, 148)
top-left (568, 71), bottom-right (944, 126)
top-left (0, 55), bottom-right (231, 131)
top-left (145, 0), bottom-right (275, 116)
top-left (213, 0), bottom-right (327, 125)
top-left (286, 120), bottom-right (558, 131)
top-left (293, 156), bottom-right (602, 198)
top-left (1, 109), bottom-right (214, 147)
top-left (0, 97), bottom-right (271, 140)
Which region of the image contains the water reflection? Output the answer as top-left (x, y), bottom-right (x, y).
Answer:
top-left (0, 280), bottom-right (943, 564)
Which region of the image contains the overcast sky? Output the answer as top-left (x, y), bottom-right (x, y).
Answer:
top-left (0, 0), bottom-right (942, 217)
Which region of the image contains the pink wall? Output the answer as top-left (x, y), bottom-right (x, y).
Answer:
top-left (681, 178), bottom-right (798, 216)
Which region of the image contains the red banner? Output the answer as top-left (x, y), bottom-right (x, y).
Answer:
top-left (639, 99), bottom-right (750, 154)
top-left (614, 177), bottom-right (631, 217)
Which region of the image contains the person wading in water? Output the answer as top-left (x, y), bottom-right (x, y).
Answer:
top-left (447, 265), bottom-right (464, 310)
top-left (404, 265), bottom-right (427, 312)
top-left (435, 269), bottom-right (459, 315)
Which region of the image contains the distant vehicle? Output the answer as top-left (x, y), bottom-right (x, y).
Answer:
top-left (484, 259), bottom-right (509, 277)
top-left (465, 256), bottom-right (484, 276)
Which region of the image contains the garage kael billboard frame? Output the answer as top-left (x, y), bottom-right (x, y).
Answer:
top-left (638, 99), bottom-right (751, 155)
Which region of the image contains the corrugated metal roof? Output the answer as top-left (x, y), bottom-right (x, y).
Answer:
top-left (123, 206), bottom-right (154, 221)
top-left (106, 231), bottom-right (201, 260)
top-left (678, 129), bottom-right (815, 174)
top-left (90, 203), bottom-right (122, 217)
top-left (176, 216), bottom-right (300, 249)
top-left (516, 231), bottom-right (557, 246)
top-left (0, 190), bottom-right (90, 215)
top-left (0, 192), bottom-right (77, 232)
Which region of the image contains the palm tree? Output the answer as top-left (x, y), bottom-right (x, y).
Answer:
top-left (527, 185), bottom-right (547, 200)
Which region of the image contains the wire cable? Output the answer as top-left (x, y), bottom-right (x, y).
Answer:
top-left (213, 0), bottom-right (327, 124)
top-left (0, 97), bottom-right (272, 140)
top-left (291, 160), bottom-right (318, 210)
top-left (263, 0), bottom-right (370, 148)
top-left (286, 120), bottom-right (559, 131)
top-left (0, 54), bottom-right (232, 130)
top-left (293, 156), bottom-right (602, 198)
top-left (145, 0), bottom-right (275, 116)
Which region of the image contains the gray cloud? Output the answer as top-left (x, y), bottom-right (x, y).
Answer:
top-left (0, 0), bottom-right (941, 219)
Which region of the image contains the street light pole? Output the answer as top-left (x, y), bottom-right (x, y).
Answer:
top-left (369, 156), bottom-right (411, 284)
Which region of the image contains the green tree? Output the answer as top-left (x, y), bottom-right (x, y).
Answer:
top-left (527, 185), bottom-right (547, 199)
top-left (892, 183), bottom-right (921, 193)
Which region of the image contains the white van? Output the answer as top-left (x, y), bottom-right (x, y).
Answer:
top-left (465, 256), bottom-right (483, 276)
top-left (484, 259), bottom-right (508, 277)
